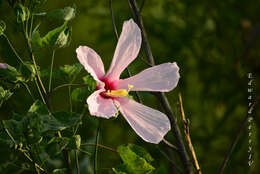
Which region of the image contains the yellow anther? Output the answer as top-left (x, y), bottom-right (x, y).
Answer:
top-left (105, 89), bottom-right (128, 97)
top-left (128, 84), bottom-right (134, 91)
top-left (104, 84), bottom-right (134, 98)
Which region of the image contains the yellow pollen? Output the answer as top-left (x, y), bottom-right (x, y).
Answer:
top-left (105, 89), bottom-right (128, 97)
top-left (104, 84), bottom-right (134, 97)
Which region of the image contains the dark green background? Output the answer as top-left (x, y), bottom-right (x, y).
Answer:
top-left (0, 0), bottom-right (259, 174)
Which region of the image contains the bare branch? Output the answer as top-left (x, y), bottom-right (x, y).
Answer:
top-left (179, 93), bottom-right (202, 174)
top-left (127, 1), bottom-right (193, 173)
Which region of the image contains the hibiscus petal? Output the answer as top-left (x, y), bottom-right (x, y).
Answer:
top-left (76, 46), bottom-right (105, 81)
top-left (106, 19), bottom-right (142, 80)
top-left (116, 98), bottom-right (171, 144)
top-left (116, 63), bottom-right (180, 92)
top-left (87, 89), bottom-right (118, 119)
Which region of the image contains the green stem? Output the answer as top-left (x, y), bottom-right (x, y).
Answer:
top-left (94, 121), bottom-right (101, 174)
top-left (52, 83), bottom-right (86, 93)
top-left (73, 107), bottom-right (87, 135)
top-left (49, 50), bottom-right (56, 93)
top-left (22, 82), bottom-right (35, 100)
top-left (1, 120), bottom-right (16, 145)
top-left (75, 150), bottom-right (80, 174)
top-left (2, 34), bottom-right (24, 64)
top-left (29, 15), bottom-right (34, 37)
top-left (69, 86), bottom-right (72, 112)
top-left (35, 78), bottom-right (46, 105)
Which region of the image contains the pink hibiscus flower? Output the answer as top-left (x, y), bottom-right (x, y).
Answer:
top-left (76, 19), bottom-right (180, 144)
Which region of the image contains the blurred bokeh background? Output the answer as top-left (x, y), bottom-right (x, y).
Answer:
top-left (0, 0), bottom-right (259, 174)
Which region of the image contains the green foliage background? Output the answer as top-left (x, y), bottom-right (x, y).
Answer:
top-left (0, 0), bottom-right (259, 173)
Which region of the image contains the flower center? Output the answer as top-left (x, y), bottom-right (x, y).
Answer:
top-left (99, 78), bottom-right (133, 99)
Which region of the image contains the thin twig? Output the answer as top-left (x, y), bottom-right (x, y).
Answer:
top-left (109, 0), bottom-right (142, 104)
top-left (94, 121), bottom-right (101, 174)
top-left (52, 83), bottom-right (87, 93)
top-left (127, 1), bottom-right (193, 173)
top-left (140, 0), bottom-right (146, 12)
top-left (156, 146), bottom-right (183, 173)
top-left (163, 138), bottom-right (178, 151)
top-left (178, 93), bottom-right (201, 174)
top-left (2, 121), bottom-right (47, 173)
top-left (81, 143), bottom-right (117, 153)
top-left (218, 96), bottom-right (259, 174)
top-left (109, 0), bottom-right (118, 39)
top-left (49, 50), bottom-right (56, 93)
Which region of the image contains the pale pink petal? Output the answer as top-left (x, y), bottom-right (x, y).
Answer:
top-left (87, 89), bottom-right (118, 119)
top-left (76, 46), bottom-right (105, 81)
top-left (116, 98), bottom-right (171, 144)
top-left (105, 19), bottom-right (142, 80)
top-left (115, 63), bottom-right (180, 92)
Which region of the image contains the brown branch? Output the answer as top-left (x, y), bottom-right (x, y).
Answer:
top-left (127, 1), bottom-right (193, 173)
top-left (218, 96), bottom-right (259, 174)
top-left (179, 93), bottom-right (201, 174)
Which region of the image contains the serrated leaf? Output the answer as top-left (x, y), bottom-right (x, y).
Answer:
top-left (0, 20), bottom-right (6, 36)
top-left (0, 86), bottom-right (13, 107)
top-left (115, 144), bottom-right (155, 174)
top-left (46, 5), bottom-right (76, 22)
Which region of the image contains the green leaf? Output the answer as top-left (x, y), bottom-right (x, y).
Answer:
top-left (0, 20), bottom-right (6, 36)
top-left (19, 61), bottom-right (36, 82)
top-left (3, 109), bottom-right (81, 145)
top-left (0, 63), bottom-right (22, 83)
top-left (114, 144), bottom-right (155, 174)
top-left (28, 100), bottom-right (49, 115)
top-left (48, 137), bottom-right (70, 155)
top-left (32, 22), bottom-right (71, 50)
top-left (0, 86), bottom-right (13, 107)
top-left (46, 5), bottom-right (76, 22)
top-left (52, 111), bottom-right (81, 128)
top-left (15, 3), bottom-right (30, 23)
top-left (60, 63), bottom-right (83, 80)
top-left (82, 75), bottom-right (96, 92)
top-left (71, 87), bottom-right (89, 102)
top-left (112, 165), bottom-right (128, 174)
top-left (52, 168), bottom-right (67, 174)
top-left (68, 134), bottom-right (81, 150)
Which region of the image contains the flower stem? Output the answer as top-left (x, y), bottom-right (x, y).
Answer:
top-left (2, 34), bottom-right (24, 64)
top-left (49, 50), bottom-right (56, 93)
